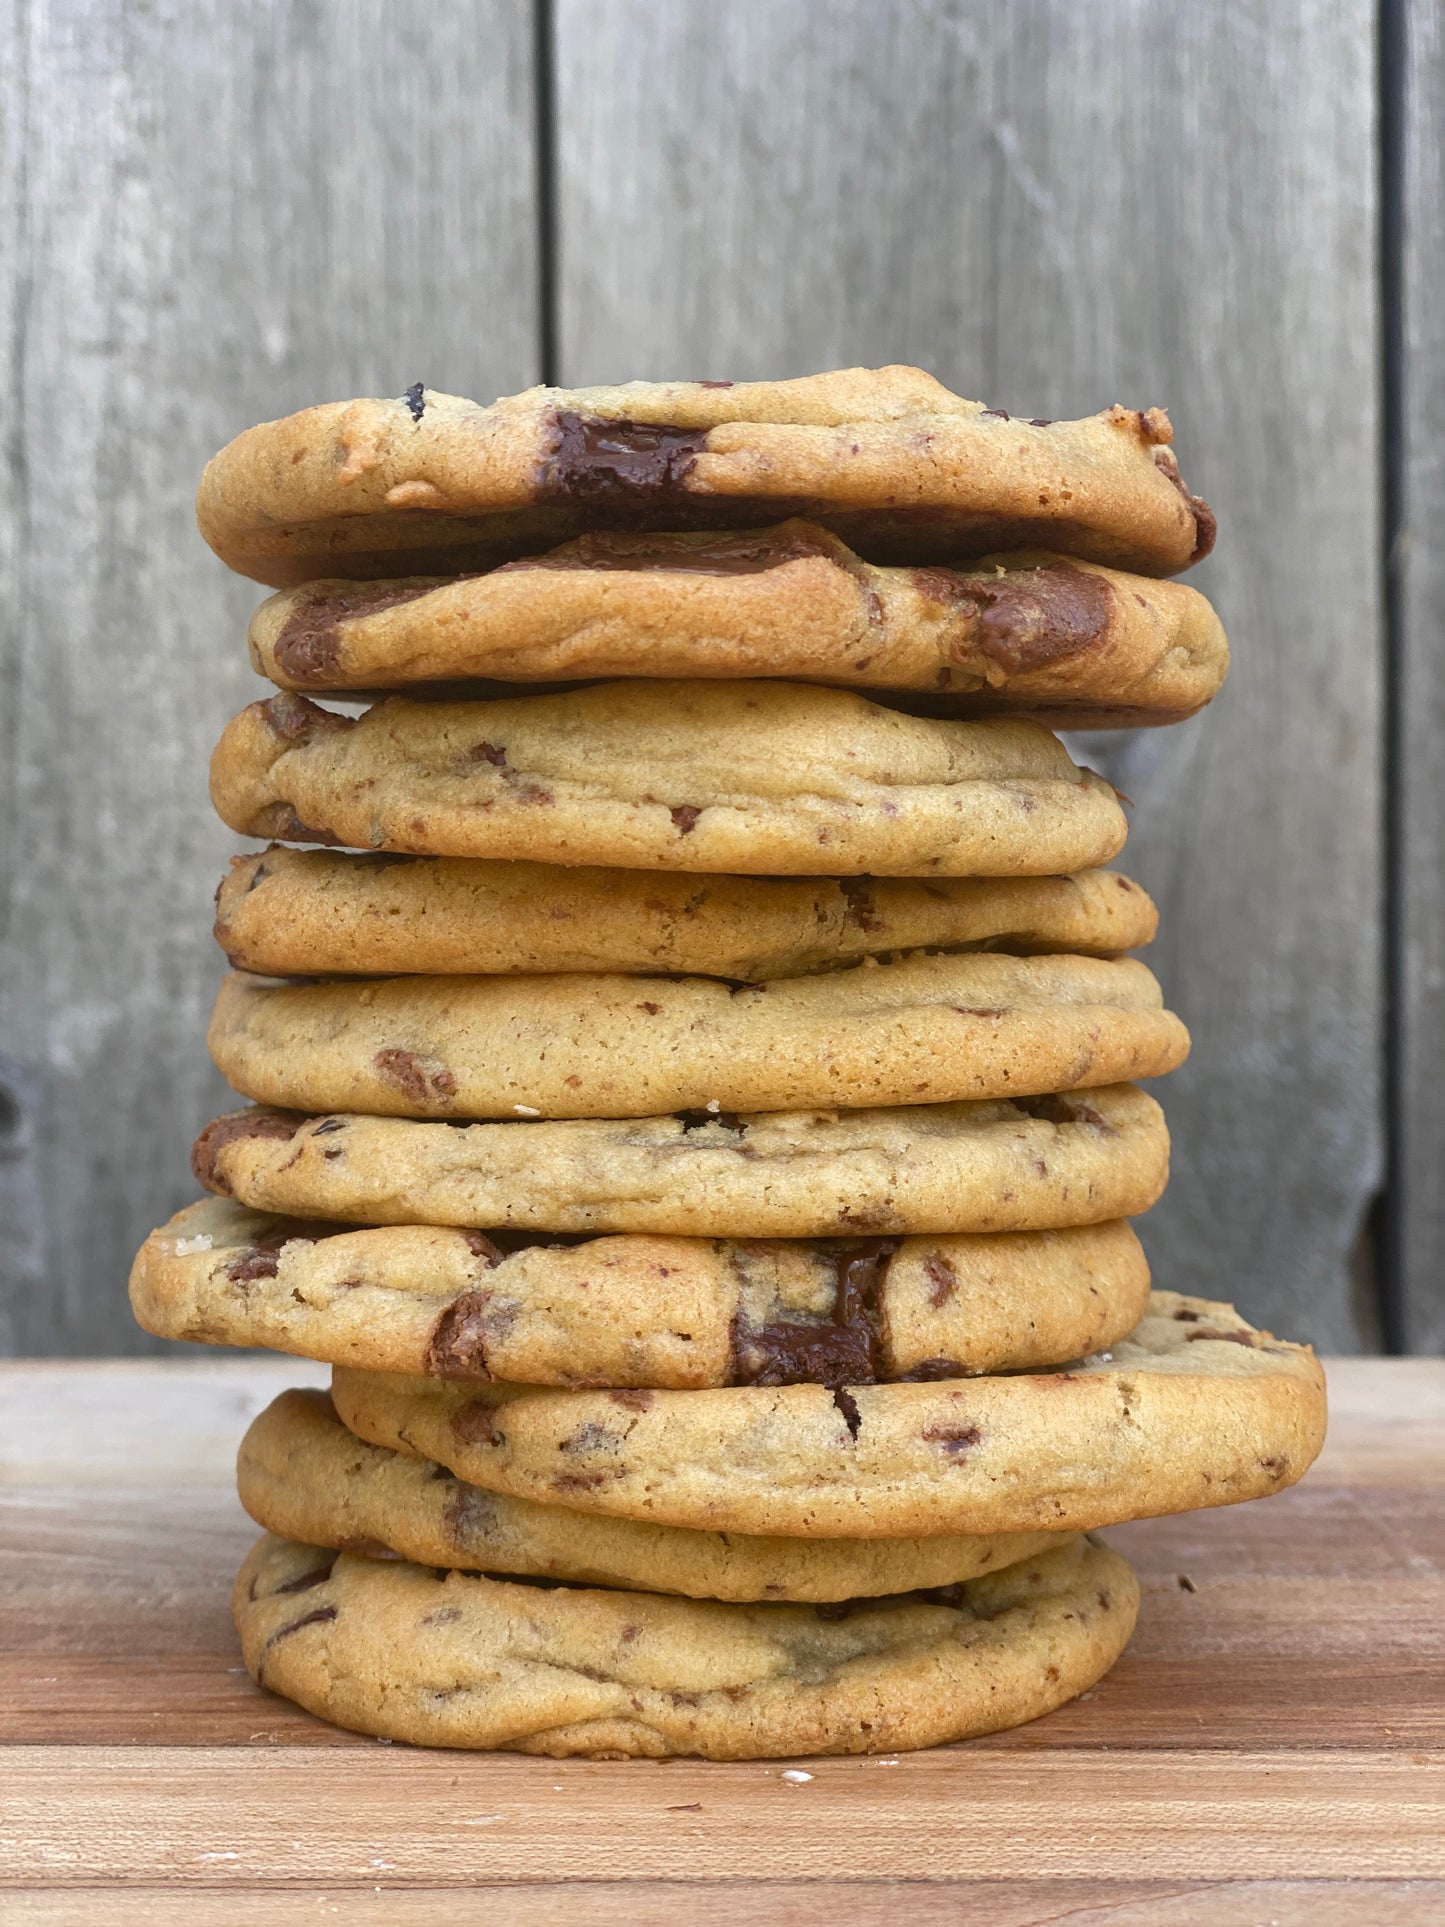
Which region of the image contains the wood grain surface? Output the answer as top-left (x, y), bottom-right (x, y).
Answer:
top-left (0, 0), bottom-right (539, 1356)
top-left (1, 1357), bottom-right (1442, 1919)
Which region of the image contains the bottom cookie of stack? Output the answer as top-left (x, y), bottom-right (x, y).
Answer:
top-left (235, 1529), bottom-right (1137, 1760)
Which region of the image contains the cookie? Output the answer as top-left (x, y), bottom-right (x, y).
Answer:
top-left (233, 1529), bottom-right (1137, 1757)
top-left (330, 1291), bottom-right (1326, 1539)
top-left (209, 683), bottom-right (1128, 877)
top-left (239, 1388), bottom-right (1066, 1601)
top-left (191, 1084), bottom-right (1169, 1238)
top-left (208, 953), bottom-right (1187, 1121)
top-left (132, 1200), bottom-right (1151, 1388)
top-left (198, 367), bottom-right (1212, 588)
top-left (215, 849), bottom-right (1159, 982)
top-left (249, 525), bottom-right (1227, 728)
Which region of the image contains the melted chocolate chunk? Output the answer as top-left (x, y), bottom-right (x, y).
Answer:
top-left (401, 381), bottom-right (426, 421)
top-left (225, 1247), bottom-right (280, 1283)
top-left (912, 562), bottom-right (1111, 676)
top-left (670, 805), bottom-right (702, 836)
top-left (832, 1385), bottom-right (862, 1438)
top-left (538, 412), bottom-right (710, 507)
top-left (272, 583), bottom-right (438, 684)
top-left (495, 527), bottom-right (826, 578)
top-left (732, 1238), bottom-right (899, 1390)
top-left (191, 1110), bottom-right (305, 1194)
top-left (468, 741), bottom-right (507, 766)
top-left (1184, 1328), bottom-right (1258, 1347)
top-left (425, 1290), bottom-right (501, 1379)
top-left (373, 1048), bottom-right (458, 1105)
top-left (895, 1357), bottom-right (966, 1382)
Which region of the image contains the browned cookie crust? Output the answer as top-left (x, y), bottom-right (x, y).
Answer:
top-left (238, 1388), bottom-right (1066, 1600)
top-left (249, 526), bottom-right (1227, 727)
top-left (132, 1199), bottom-right (1151, 1388)
top-left (207, 954), bottom-right (1188, 1121)
top-left (215, 849), bottom-right (1159, 981)
top-left (191, 1085), bottom-right (1169, 1239)
top-left (233, 1530), bottom-right (1138, 1757)
top-left (198, 367), bottom-right (1212, 587)
top-left (331, 1292), bottom-right (1327, 1540)
top-left (209, 682), bottom-right (1128, 877)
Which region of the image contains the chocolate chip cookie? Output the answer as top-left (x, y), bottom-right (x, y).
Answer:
top-left (209, 683), bottom-right (1128, 876)
top-left (132, 1200), bottom-right (1151, 1387)
top-left (207, 952), bottom-right (1187, 1121)
top-left (198, 367), bottom-right (1212, 587)
top-left (191, 1084), bottom-right (1169, 1238)
top-left (249, 524), bottom-right (1226, 727)
top-left (239, 1389), bottom-right (1064, 1601)
top-left (233, 1529), bottom-right (1138, 1756)
top-left (329, 1292), bottom-right (1326, 1539)
top-left (215, 849), bottom-right (1158, 982)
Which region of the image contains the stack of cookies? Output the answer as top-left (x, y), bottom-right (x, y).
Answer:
top-left (131, 367), bottom-right (1326, 1760)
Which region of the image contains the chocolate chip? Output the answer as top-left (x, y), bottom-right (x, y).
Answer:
top-left (912, 562), bottom-right (1111, 676)
top-left (374, 1047), bottom-right (458, 1105)
top-left (191, 1110), bottom-right (306, 1194)
top-left (312, 1117), bottom-right (348, 1136)
top-left (402, 382), bottom-right (426, 421)
top-left (225, 1247), bottom-right (281, 1283)
top-left (425, 1291), bottom-right (503, 1380)
top-left (924, 1254), bottom-right (956, 1308)
top-left (1185, 1328), bottom-right (1257, 1347)
top-left (895, 1357), bottom-right (965, 1382)
top-left (468, 742), bottom-right (507, 766)
top-left (922, 1421), bottom-right (982, 1455)
top-left (262, 691), bottom-right (354, 744)
top-left (538, 412), bottom-right (709, 505)
top-left (273, 1561), bottom-right (337, 1595)
top-left (832, 1385), bottom-right (862, 1437)
top-left (608, 1388), bottom-right (654, 1411)
top-left (271, 583), bottom-right (437, 683)
top-left (262, 1605), bottom-right (337, 1655)
top-left (1016, 1094), bottom-right (1109, 1128)
top-left (981, 408), bottom-right (1010, 420)
top-left (451, 1399), bottom-right (504, 1446)
top-left (670, 805), bottom-right (702, 836)
top-left (732, 1239), bottom-right (898, 1390)
top-left (839, 878), bottom-right (885, 933)
top-left (464, 1231), bottom-right (505, 1265)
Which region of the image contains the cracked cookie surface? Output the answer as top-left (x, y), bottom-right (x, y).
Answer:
top-left (198, 366), bottom-right (1212, 587)
top-left (329, 1293), bottom-right (1326, 1539)
top-left (209, 682), bottom-right (1128, 877)
top-left (191, 1084), bottom-right (1169, 1238)
top-left (215, 850), bottom-right (1158, 982)
top-left (248, 524), bottom-right (1226, 727)
top-left (239, 1388), bottom-right (1064, 1601)
top-left (133, 1200), bottom-right (1151, 1387)
top-left (233, 1529), bottom-right (1137, 1756)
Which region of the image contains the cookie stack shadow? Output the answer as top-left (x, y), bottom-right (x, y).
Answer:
top-left (130, 366), bottom-right (1326, 1760)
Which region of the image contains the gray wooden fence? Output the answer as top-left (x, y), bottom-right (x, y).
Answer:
top-left (0, 0), bottom-right (1436, 1356)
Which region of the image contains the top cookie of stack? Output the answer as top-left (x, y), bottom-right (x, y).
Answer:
top-left (126, 369), bottom-right (1301, 1766)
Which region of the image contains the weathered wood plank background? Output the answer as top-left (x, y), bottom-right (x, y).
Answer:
top-left (0, 0), bottom-right (1423, 1356)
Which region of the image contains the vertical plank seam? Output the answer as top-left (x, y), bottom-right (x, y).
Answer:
top-left (533, 0), bottom-right (559, 385)
top-left (1379, 0), bottom-right (1408, 1353)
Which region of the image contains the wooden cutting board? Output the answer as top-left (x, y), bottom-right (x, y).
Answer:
top-left (2, 1356), bottom-right (1442, 1922)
